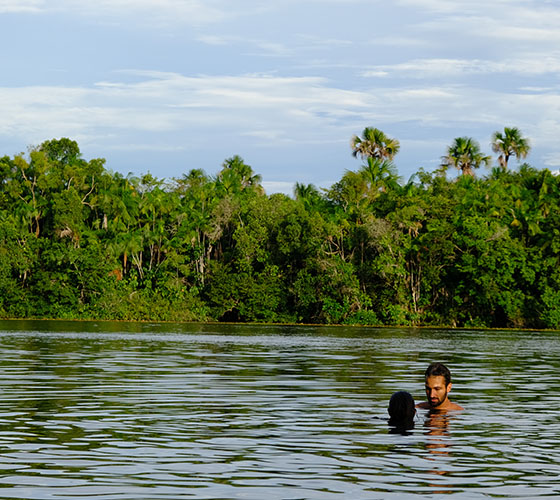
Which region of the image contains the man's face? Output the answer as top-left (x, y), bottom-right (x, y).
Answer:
top-left (425, 375), bottom-right (452, 409)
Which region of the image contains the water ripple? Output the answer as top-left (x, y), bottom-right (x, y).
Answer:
top-left (0, 323), bottom-right (558, 498)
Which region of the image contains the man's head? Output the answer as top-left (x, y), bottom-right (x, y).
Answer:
top-left (424, 362), bottom-right (452, 409)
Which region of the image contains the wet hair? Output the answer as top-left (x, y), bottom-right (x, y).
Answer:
top-left (425, 362), bottom-right (451, 386)
top-left (388, 391), bottom-right (416, 429)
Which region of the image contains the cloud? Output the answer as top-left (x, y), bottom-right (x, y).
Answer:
top-left (4, 0), bottom-right (229, 26)
top-left (0, 72), bottom-right (374, 152)
top-left (242, 130), bottom-right (285, 141)
top-left (361, 54), bottom-right (560, 79)
top-left (1, 70), bottom-right (558, 147)
top-left (468, 4), bottom-right (560, 42)
top-left (394, 0), bottom-right (550, 16)
top-left (367, 35), bottom-right (433, 49)
top-left (196, 34), bottom-right (292, 57)
top-left (361, 70), bottom-right (390, 78)
top-left (295, 34), bottom-right (354, 49)
top-left (391, 1), bottom-right (560, 64)
top-left (196, 33), bottom-right (353, 59)
top-left (262, 181), bottom-right (295, 195)
top-left (543, 155), bottom-right (560, 168)
top-left (0, 64), bottom-right (559, 183)
top-left (0, 0), bottom-right (43, 13)
top-left (195, 35), bottom-right (230, 46)
top-left (519, 86), bottom-right (559, 93)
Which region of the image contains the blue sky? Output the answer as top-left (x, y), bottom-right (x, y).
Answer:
top-left (1, 0), bottom-right (559, 194)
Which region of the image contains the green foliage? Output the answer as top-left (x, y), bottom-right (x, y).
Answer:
top-left (0, 134), bottom-right (557, 329)
top-left (350, 127), bottom-right (400, 161)
top-left (442, 136), bottom-right (491, 177)
top-left (491, 127), bottom-right (530, 169)
top-left (540, 285), bottom-right (560, 329)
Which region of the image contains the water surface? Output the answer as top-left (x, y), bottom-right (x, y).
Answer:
top-left (0, 320), bottom-right (558, 499)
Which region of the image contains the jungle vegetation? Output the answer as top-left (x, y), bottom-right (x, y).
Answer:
top-left (0, 130), bottom-right (558, 329)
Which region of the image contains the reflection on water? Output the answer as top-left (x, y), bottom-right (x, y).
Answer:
top-left (0, 321), bottom-right (558, 498)
top-left (422, 410), bottom-right (454, 494)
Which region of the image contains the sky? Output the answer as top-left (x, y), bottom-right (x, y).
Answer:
top-left (1, 0), bottom-right (559, 194)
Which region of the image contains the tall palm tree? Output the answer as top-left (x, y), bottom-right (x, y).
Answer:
top-left (360, 157), bottom-right (400, 193)
top-left (491, 127), bottom-right (530, 169)
top-left (350, 127), bottom-right (400, 161)
top-left (441, 137), bottom-right (491, 177)
top-left (294, 182), bottom-right (320, 203)
top-left (216, 155), bottom-right (262, 194)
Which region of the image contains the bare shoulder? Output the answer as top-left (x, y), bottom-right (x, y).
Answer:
top-left (447, 402), bottom-right (464, 411)
top-left (416, 401), bottom-right (464, 410)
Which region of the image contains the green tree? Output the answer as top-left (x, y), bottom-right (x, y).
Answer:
top-left (326, 169), bottom-right (369, 217)
top-left (350, 127), bottom-right (400, 161)
top-left (360, 157), bottom-right (400, 194)
top-left (171, 168), bottom-right (217, 286)
top-left (441, 137), bottom-right (491, 177)
top-left (293, 182), bottom-right (324, 212)
top-left (215, 155), bottom-right (263, 196)
top-left (491, 127), bottom-right (530, 169)
top-left (39, 138), bottom-right (81, 165)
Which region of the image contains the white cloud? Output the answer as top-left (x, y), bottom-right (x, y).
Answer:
top-left (362, 55), bottom-right (560, 79)
top-left (6, 0), bottom-right (229, 26)
top-left (1, 71), bottom-right (558, 159)
top-left (543, 155), bottom-right (560, 168)
top-left (262, 181), bottom-right (295, 195)
top-left (519, 86), bottom-right (558, 93)
top-left (490, 25), bottom-right (560, 43)
top-left (367, 35), bottom-right (433, 49)
top-left (242, 130), bottom-right (285, 141)
top-left (0, 72), bottom-right (376, 153)
top-left (197, 33), bottom-right (352, 58)
top-left (393, 0), bottom-right (522, 14)
top-left (395, 2), bottom-right (560, 63)
top-left (531, 117), bottom-right (560, 149)
top-left (102, 142), bottom-right (186, 152)
top-left (196, 35), bottom-right (230, 46)
top-left (394, 0), bottom-right (467, 13)
top-left (0, 0), bottom-right (42, 13)
top-left (361, 70), bottom-right (389, 78)
top-left (195, 32), bottom-right (293, 56)
top-left (295, 34), bottom-right (354, 49)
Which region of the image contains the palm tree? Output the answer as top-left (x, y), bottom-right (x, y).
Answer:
top-left (294, 182), bottom-right (322, 211)
top-left (216, 155), bottom-right (263, 195)
top-left (350, 127), bottom-right (400, 161)
top-left (360, 157), bottom-right (400, 193)
top-left (441, 137), bottom-right (491, 177)
top-left (491, 127), bottom-right (530, 169)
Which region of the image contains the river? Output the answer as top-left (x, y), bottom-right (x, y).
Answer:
top-left (0, 320), bottom-right (558, 499)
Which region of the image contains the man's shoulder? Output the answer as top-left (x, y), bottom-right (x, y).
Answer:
top-left (446, 401), bottom-right (464, 410)
top-left (416, 401), bottom-right (464, 410)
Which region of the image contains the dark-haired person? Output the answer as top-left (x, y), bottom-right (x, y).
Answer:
top-left (388, 391), bottom-right (416, 431)
top-left (417, 362), bottom-right (463, 411)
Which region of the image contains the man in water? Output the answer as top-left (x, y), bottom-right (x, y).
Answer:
top-left (417, 362), bottom-right (463, 410)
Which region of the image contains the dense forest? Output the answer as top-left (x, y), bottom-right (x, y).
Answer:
top-left (0, 129), bottom-right (558, 329)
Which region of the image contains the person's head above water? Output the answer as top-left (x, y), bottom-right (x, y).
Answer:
top-left (388, 391), bottom-right (416, 429)
top-left (417, 362), bottom-right (464, 411)
top-left (426, 362), bottom-right (451, 386)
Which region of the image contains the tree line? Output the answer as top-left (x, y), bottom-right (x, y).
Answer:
top-left (0, 130), bottom-right (558, 329)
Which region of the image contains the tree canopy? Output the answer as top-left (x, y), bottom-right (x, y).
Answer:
top-left (441, 136), bottom-right (492, 176)
top-left (350, 127), bottom-right (400, 162)
top-left (491, 127), bottom-right (531, 169)
top-left (0, 129), bottom-right (556, 329)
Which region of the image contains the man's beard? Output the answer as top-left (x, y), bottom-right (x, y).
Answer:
top-left (429, 392), bottom-right (448, 407)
